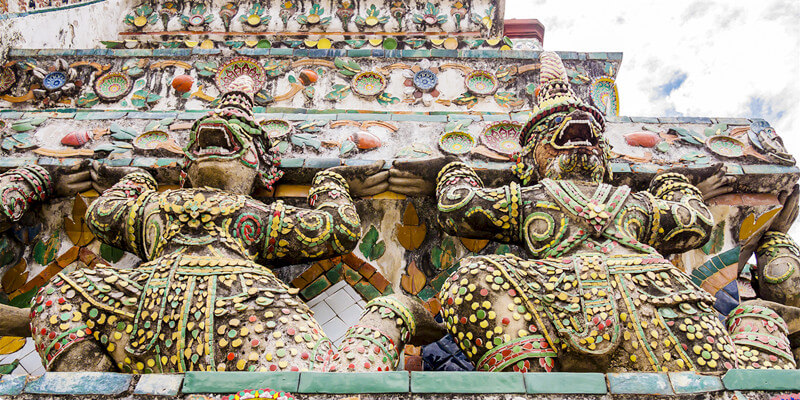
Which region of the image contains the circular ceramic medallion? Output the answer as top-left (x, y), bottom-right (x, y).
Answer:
top-left (465, 70), bottom-right (499, 96)
top-left (590, 77), bottom-right (619, 116)
top-left (189, 15), bottom-right (204, 26)
top-left (215, 57), bottom-right (267, 95)
top-left (706, 135), bottom-right (745, 158)
top-left (94, 72), bottom-right (133, 102)
top-left (134, 130), bottom-right (170, 150)
top-left (351, 71), bottom-right (387, 97)
top-left (413, 69), bottom-right (438, 92)
top-left (260, 119), bottom-right (291, 139)
top-left (439, 131), bottom-right (475, 155)
top-left (481, 121), bottom-right (523, 155)
top-left (42, 71), bottom-right (67, 91)
top-left (0, 67), bottom-right (15, 94)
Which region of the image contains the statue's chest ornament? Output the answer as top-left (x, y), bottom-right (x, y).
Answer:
top-left (159, 189), bottom-right (246, 229)
top-left (542, 180), bottom-right (630, 235)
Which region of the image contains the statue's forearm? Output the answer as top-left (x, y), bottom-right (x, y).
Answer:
top-left (0, 165), bottom-right (52, 229)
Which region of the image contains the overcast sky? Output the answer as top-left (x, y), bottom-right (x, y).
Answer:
top-left (506, 0), bottom-right (800, 155)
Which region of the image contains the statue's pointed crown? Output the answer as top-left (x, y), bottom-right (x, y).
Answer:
top-left (520, 51), bottom-right (605, 146)
top-left (218, 75), bottom-right (256, 116)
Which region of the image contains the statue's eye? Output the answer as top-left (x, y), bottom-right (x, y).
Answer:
top-left (554, 116), bottom-right (563, 123)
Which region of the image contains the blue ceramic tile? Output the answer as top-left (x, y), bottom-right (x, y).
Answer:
top-left (0, 375), bottom-right (26, 396)
top-left (134, 374), bottom-right (183, 396)
top-left (669, 372), bottom-right (723, 393)
top-left (306, 49), bottom-right (328, 58)
top-left (25, 372), bottom-right (131, 395)
top-left (608, 373), bottom-right (673, 395)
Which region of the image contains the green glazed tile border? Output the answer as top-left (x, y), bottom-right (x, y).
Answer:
top-left (722, 369), bottom-right (800, 391)
top-left (410, 371), bottom-right (525, 394)
top-left (182, 371), bottom-right (299, 393)
top-left (298, 372), bottom-right (408, 393)
top-left (525, 372), bottom-right (607, 394)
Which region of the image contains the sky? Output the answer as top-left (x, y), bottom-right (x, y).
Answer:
top-left (506, 0), bottom-right (800, 154)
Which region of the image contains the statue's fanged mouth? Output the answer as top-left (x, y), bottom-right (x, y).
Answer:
top-left (553, 119), bottom-right (598, 148)
top-left (189, 122), bottom-right (242, 157)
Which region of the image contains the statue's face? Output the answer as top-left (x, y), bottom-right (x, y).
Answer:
top-left (183, 111), bottom-right (261, 193)
top-left (531, 109), bottom-right (608, 183)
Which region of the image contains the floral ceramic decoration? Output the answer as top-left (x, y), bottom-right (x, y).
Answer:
top-left (180, 3), bottom-right (213, 28)
top-left (31, 58), bottom-right (77, 104)
top-left (465, 70), bottom-right (499, 96)
top-left (402, 60), bottom-right (441, 106)
top-left (158, 0), bottom-right (180, 28)
top-left (296, 3), bottom-right (331, 26)
top-left (355, 4), bottom-right (389, 28)
top-left (240, 3), bottom-right (269, 27)
top-left (351, 71), bottom-right (387, 97)
top-left (412, 2), bottom-right (447, 26)
top-left (481, 121), bottom-right (522, 155)
top-left (133, 130), bottom-right (170, 150)
top-left (260, 119), bottom-right (292, 139)
top-left (216, 57), bottom-right (267, 94)
top-left (222, 388), bottom-right (296, 400)
top-left (470, 5), bottom-right (496, 31)
top-left (94, 72), bottom-right (133, 102)
top-left (335, 0), bottom-right (355, 27)
top-left (42, 72), bottom-right (67, 91)
top-left (389, 0), bottom-right (407, 25)
top-left (219, 2), bottom-right (239, 30)
top-left (123, 4), bottom-right (158, 30)
top-left (0, 67), bottom-right (15, 94)
top-left (590, 76), bottom-right (619, 116)
top-left (439, 131), bottom-right (475, 155)
top-left (706, 135), bottom-right (745, 158)
top-left (451, 0), bottom-right (468, 29)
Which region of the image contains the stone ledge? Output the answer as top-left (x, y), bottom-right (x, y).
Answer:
top-left (0, 370), bottom-right (796, 397)
top-left (6, 48), bottom-right (623, 61)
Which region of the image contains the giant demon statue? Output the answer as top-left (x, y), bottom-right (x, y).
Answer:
top-left (391, 52), bottom-right (795, 373)
top-left (28, 75), bottom-right (440, 373)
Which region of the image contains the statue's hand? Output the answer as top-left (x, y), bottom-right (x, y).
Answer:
top-left (771, 184), bottom-right (799, 233)
top-left (388, 157), bottom-right (455, 196)
top-left (51, 164), bottom-right (92, 197)
top-left (664, 163), bottom-right (735, 200)
top-left (328, 160), bottom-right (388, 197)
top-left (90, 160), bottom-right (146, 193)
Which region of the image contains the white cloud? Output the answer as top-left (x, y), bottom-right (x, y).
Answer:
top-left (505, 0), bottom-right (800, 155)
